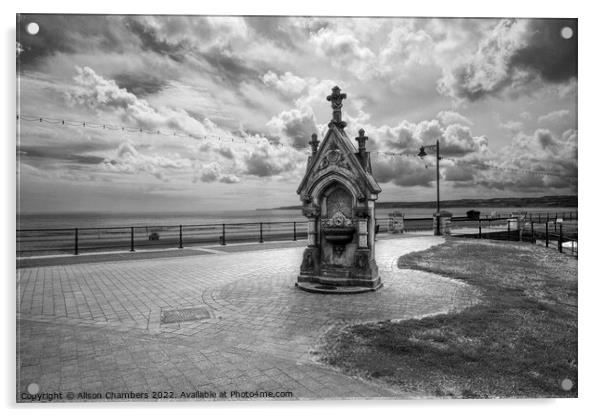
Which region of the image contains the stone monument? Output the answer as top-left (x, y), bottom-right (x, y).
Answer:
top-left (296, 86), bottom-right (382, 293)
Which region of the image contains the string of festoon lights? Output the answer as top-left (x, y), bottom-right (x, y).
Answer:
top-left (17, 114), bottom-right (576, 178)
top-left (17, 114), bottom-right (310, 151)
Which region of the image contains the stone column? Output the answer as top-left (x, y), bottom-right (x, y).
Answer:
top-left (357, 219), bottom-right (368, 248)
top-left (307, 218), bottom-right (318, 247)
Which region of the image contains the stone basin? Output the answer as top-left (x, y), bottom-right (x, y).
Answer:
top-left (322, 226), bottom-right (355, 245)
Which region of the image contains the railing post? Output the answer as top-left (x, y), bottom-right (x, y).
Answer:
top-left (545, 222), bottom-right (549, 247)
top-left (259, 222), bottom-right (264, 243)
top-left (507, 220), bottom-right (510, 240)
top-left (478, 219), bottom-right (481, 239)
top-left (531, 221), bottom-right (535, 243)
top-left (179, 225), bottom-right (183, 249)
top-left (558, 223), bottom-right (563, 253)
top-left (221, 223), bottom-right (226, 245)
top-left (293, 221), bottom-right (297, 241)
top-left (74, 228), bottom-right (79, 255)
top-left (130, 227), bottom-right (135, 252)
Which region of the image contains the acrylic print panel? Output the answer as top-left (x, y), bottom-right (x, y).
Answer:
top-left (16, 14), bottom-right (578, 402)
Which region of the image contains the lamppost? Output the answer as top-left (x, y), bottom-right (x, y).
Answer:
top-left (418, 140), bottom-right (442, 235)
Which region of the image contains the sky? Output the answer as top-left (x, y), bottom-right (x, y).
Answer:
top-left (16, 15), bottom-right (577, 213)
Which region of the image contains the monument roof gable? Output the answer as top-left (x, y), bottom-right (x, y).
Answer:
top-left (296, 126), bottom-right (381, 197)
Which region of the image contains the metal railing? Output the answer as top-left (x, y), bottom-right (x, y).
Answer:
top-left (16, 221), bottom-right (311, 256)
top-left (450, 212), bottom-right (578, 256)
top-left (16, 211), bottom-right (578, 257)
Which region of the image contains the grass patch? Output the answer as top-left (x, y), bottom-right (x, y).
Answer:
top-left (315, 239), bottom-right (577, 398)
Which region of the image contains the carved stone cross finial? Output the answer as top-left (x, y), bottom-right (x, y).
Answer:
top-left (356, 128), bottom-right (368, 151)
top-left (326, 86), bottom-right (347, 129)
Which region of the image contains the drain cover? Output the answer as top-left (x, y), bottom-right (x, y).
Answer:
top-left (161, 306), bottom-right (211, 324)
top-left (315, 284), bottom-right (338, 290)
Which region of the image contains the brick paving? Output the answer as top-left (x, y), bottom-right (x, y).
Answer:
top-left (17, 236), bottom-right (482, 402)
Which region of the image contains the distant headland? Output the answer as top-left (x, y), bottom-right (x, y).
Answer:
top-left (263, 195), bottom-right (577, 211)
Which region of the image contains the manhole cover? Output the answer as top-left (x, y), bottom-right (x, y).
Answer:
top-left (161, 306), bottom-right (211, 324)
top-left (316, 284), bottom-right (338, 290)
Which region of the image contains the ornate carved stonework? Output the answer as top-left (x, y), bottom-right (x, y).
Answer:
top-left (300, 247), bottom-right (319, 274)
top-left (354, 250), bottom-right (370, 271)
top-left (318, 149), bottom-right (352, 171)
top-left (302, 203), bottom-right (320, 218)
top-left (296, 86), bottom-right (382, 293)
top-left (326, 86), bottom-right (347, 129)
top-left (325, 211), bottom-right (352, 227)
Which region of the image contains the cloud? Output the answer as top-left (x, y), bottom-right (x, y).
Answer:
top-left (123, 17), bottom-right (187, 63)
top-left (66, 66), bottom-right (223, 138)
top-left (17, 145), bottom-right (105, 165)
top-left (17, 16), bottom-right (578, 209)
top-left (510, 19), bottom-right (577, 83)
top-left (193, 161), bottom-right (240, 184)
top-left (537, 110), bottom-right (574, 135)
top-left (436, 110), bottom-right (473, 126)
top-left (499, 120), bottom-right (524, 133)
top-left (18, 15), bottom-right (131, 69)
top-left (242, 141), bottom-right (305, 178)
top-left (310, 27), bottom-right (375, 78)
top-left (199, 46), bottom-right (262, 87)
top-left (538, 109), bottom-right (570, 125)
top-left (261, 71), bottom-right (308, 95)
top-left (371, 155), bottom-right (434, 187)
top-left (466, 127), bottom-right (577, 192)
top-left (266, 107), bottom-right (318, 148)
top-left (443, 164), bottom-right (474, 182)
top-left (113, 72), bottom-right (169, 96)
top-left (376, 117), bottom-right (486, 157)
top-left (437, 19), bottom-right (530, 101)
top-left (438, 19), bottom-right (577, 102)
top-left (104, 141), bottom-right (191, 180)
top-left (441, 125), bottom-right (488, 156)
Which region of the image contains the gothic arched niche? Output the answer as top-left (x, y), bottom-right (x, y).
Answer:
top-left (322, 183), bottom-right (353, 220)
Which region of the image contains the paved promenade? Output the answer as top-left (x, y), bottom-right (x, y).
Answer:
top-left (17, 235), bottom-right (481, 401)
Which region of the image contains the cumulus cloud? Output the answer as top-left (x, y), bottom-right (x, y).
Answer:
top-left (443, 164), bottom-right (474, 182)
top-left (66, 66), bottom-right (232, 140)
top-left (436, 110), bottom-right (473, 127)
top-left (242, 140), bottom-right (305, 178)
top-left (442, 124), bottom-right (488, 156)
top-left (17, 15), bottom-right (578, 209)
top-left (266, 107), bottom-right (318, 148)
top-left (371, 155), bottom-right (435, 187)
top-left (470, 127), bottom-right (577, 191)
top-left (375, 116), bottom-right (487, 157)
top-left (437, 19), bottom-right (530, 101)
top-left (103, 141), bottom-right (191, 180)
top-left (536, 110), bottom-right (574, 135)
top-left (193, 161), bottom-right (240, 184)
top-left (438, 19), bottom-right (577, 101)
top-left (261, 71), bottom-right (308, 95)
top-left (310, 27), bottom-right (375, 79)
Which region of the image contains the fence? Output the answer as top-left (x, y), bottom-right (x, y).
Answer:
top-left (450, 213), bottom-right (578, 256)
top-left (16, 212), bottom-right (578, 257)
top-left (17, 221), bottom-right (309, 256)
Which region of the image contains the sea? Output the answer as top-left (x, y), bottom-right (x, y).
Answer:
top-left (17, 207), bottom-right (577, 230)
